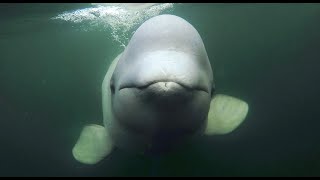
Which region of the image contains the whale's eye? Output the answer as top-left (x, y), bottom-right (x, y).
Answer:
top-left (110, 80), bottom-right (115, 94)
top-left (211, 86), bottom-right (215, 96)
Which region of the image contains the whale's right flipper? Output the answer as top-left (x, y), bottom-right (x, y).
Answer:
top-left (72, 124), bottom-right (114, 165)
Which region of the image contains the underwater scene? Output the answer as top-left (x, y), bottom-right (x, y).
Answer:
top-left (1, 3), bottom-right (320, 177)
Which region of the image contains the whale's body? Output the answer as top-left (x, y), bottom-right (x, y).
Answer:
top-left (103, 14), bottom-right (214, 153)
top-left (72, 14), bottom-right (249, 165)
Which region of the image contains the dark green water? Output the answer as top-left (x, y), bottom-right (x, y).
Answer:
top-left (1, 3), bottom-right (320, 177)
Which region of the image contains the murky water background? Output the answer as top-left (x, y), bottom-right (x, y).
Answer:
top-left (0, 3), bottom-right (320, 176)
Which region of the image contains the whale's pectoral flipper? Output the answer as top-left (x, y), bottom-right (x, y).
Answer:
top-left (72, 124), bottom-right (114, 165)
top-left (205, 94), bottom-right (249, 135)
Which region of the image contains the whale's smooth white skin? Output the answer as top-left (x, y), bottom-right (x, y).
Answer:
top-left (106, 14), bottom-right (214, 153)
top-left (72, 14), bottom-right (249, 165)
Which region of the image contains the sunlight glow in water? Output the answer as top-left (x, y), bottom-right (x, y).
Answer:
top-left (51, 3), bottom-right (175, 48)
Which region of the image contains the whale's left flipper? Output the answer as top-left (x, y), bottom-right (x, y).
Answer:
top-left (72, 124), bottom-right (114, 165)
top-left (205, 94), bottom-right (249, 135)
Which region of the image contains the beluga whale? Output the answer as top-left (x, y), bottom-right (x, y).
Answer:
top-left (72, 14), bottom-right (249, 165)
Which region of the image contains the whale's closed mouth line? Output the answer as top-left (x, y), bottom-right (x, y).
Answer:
top-left (119, 81), bottom-right (209, 94)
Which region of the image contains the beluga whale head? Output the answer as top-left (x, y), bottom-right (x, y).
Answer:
top-left (110, 14), bottom-right (214, 150)
top-left (72, 14), bottom-right (249, 165)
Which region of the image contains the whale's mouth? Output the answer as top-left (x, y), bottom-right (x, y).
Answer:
top-left (119, 81), bottom-right (209, 94)
top-left (118, 81), bottom-right (208, 106)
